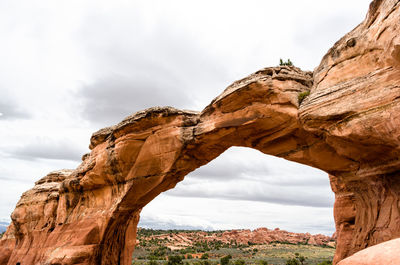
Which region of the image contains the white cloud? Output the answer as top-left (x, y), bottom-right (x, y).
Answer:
top-left (0, 152), bottom-right (80, 221)
top-left (140, 195), bottom-right (335, 235)
top-left (169, 147), bottom-right (333, 207)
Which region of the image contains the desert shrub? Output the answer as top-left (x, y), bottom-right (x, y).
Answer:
top-left (220, 255), bottom-right (232, 265)
top-left (298, 91), bottom-right (310, 104)
top-left (256, 260), bottom-right (268, 265)
top-left (167, 255), bottom-right (183, 265)
top-left (234, 259), bottom-right (246, 265)
top-left (152, 246), bottom-right (169, 257)
top-left (285, 258), bottom-right (300, 265)
top-left (279, 58), bottom-right (293, 66)
top-left (317, 261), bottom-right (332, 265)
top-left (147, 261), bottom-right (159, 265)
top-left (201, 253), bottom-right (209, 259)
top-left (286, 253), bottom-right (307, 265)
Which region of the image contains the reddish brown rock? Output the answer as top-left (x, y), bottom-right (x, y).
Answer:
top-left (301, 0), bottom-right (400, 262)
top-left (140, 228), bottom-right (334, 248)
top-left (1, 0), bottom-right (400, 264)
top-left (337, 238), bottom-right (400, 265)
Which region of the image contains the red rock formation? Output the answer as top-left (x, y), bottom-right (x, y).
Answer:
top-left (302, 0), bottom-right (400, 262)
top-left (141, 228), bottom-right (334, 249)
top-left (0, 0), bottom-right (400, 264)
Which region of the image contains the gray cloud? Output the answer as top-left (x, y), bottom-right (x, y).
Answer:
top-left (6, 139), bottom-right (85, 162)
top-left (189, 159), bottom-right (270, 181)
top-left (0, 97), bottom-right (30, 120)
top-left (167, 186), bottom-right (333, 208)
top-left (164, 147), bottom-right (334, 208)
top-left (190, 158), bottom-right (329, 187)
top-left (75, 6), bottom-right (233, 127)
top-left (292, 6), bottom-right (369, 69)
top-left (0, 175), bottom-right (29, 183)
top-left (138, 216), bottom-right (212, 231)
top-left (78, 73), bottom-right (193, 127)
top-left (187, 148), bottom-right (330, 187)
top-left (0, 223), bottom-right (8, 233)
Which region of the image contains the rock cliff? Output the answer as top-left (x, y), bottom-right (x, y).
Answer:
top-left (1, 0), bottom-right (400, 264)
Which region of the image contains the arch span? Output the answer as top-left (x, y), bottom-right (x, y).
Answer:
top-left (1, 1), bottom-right (400, 264)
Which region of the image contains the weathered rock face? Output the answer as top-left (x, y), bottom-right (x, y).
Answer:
top-left (0, 0), bottom-right (399, 264)
top-left (337, 238), bottom-right (400, 265)
top-left (302, 0), bottom-right (400, 262)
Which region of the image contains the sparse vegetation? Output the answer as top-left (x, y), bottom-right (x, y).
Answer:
top-left (285, 252), bottom-right (306, 265)
top-left (167, 255), bottom-right (183, 265)
top-left (220, 255), bottom-right (232, 265)
top-left (298, 91), bottom-right (310, 104)
top-left (317, 261), bottom-right (332, 265)
top-left (133, 229), bottom-right (335, 265)
top-left (280, 58), bottom-right (293, 66)
top-left (0, 232), bottom-right (4, 238)
top-left (234, 259), bottom-right (246, 265)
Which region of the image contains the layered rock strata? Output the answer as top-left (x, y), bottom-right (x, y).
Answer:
top-left (1, 0), bottom-right (400, 264)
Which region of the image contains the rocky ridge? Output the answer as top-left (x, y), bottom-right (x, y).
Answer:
top-left (138, 228), bottom-right (335, 248)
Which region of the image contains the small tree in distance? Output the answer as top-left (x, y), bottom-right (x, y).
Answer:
top-left (234, 260), bottom-right (246, 265)
top-left (167, 255), bottom-right (183, 265)
top-left (279, 58), bottom-right (293, 66)
top-left (220, 255), bottom-right (232, 265)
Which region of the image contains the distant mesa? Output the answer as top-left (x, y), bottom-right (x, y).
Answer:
top-left (136, 227), bottom-right (336, 248)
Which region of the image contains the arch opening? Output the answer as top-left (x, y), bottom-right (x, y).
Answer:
top-left (139, 147), bottom-right (334, 235)
top-left (132, 147), bottom-right (336, 264)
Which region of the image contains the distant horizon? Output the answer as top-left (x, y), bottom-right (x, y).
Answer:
top-left (0, 220), bottom-right (334, 237)
top-left (136, 226), bottom-right (334, 237)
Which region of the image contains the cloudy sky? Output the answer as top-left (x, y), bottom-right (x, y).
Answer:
top-left (0, 0), bottom-right (371, 235)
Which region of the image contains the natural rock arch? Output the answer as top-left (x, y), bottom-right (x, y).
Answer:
top-left (1, 0), bottom-right (400, 264)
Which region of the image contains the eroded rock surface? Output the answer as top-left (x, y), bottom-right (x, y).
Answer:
top-left (337, 238), bottom-right (400, 265)
top-left (1, 0), bottom-right (400, 264)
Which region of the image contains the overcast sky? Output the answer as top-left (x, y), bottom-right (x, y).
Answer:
top-left (0, 0), bottom-right (371, 235)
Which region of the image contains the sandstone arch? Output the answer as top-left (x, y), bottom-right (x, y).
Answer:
top-left (1, 0), bottom-right (400, 264)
